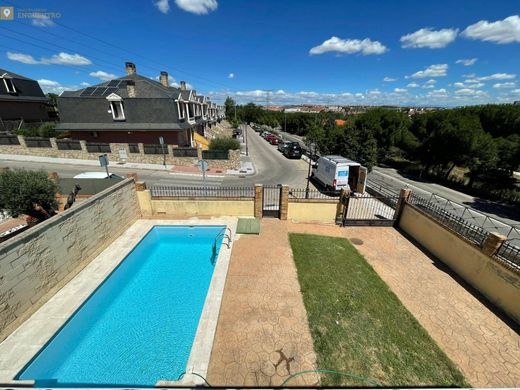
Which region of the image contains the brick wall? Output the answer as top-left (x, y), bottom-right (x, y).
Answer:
top-left (0, 179), bottom-right (139, 341)
top-left (0, 136), bottom-right (240, 170)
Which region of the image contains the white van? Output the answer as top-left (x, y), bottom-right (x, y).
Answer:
top-left (311, 155), bottom-right (367, 192)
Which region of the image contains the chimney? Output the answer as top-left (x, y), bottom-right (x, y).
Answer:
top-left (180, 81), bottom-right (186, 91)
top-left (160, 71), bottom-right (169, 87)
top-left (126, 80), bottom-right (136, 98)
top-left (125, 62), bottom-right (136, 75)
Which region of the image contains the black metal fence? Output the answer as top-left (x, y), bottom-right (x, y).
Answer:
top-left (172, 148), bottom-right (198, 157)
top-left (25, 137), bottom-right (52, 148)
top-left (202, 150), bottom-right (228, 160)
top-left (496, 242), bottom-right (520, 271)
top-left (0, 135), bottom-right (20, 145)
top-left (128, 143), bottom-right (140, 153)
top-left (143, 144), bottom-right (165, 155)
top-left (86, 142), bottom-right (111, 153)
top-left (56, 139), bottom-right (82, 150)
top-left (289, 188), bottom-right (339, 200)
top-left (150, 185), bottom-right (255, 198)
top-left (409, 193), bottom-right (490, 246)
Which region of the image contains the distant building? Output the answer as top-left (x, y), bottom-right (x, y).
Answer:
top-left (0, 68), bottom-right (50, 124)
top-left (514, 101), bottom-right (520, 105)
top-left (56, 62), bottom-right (224, 145)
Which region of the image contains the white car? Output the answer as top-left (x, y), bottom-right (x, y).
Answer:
top-left (73, 172), bottom-right (124, 179)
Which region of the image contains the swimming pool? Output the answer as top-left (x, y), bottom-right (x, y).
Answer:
top-left (17, 225), bottom-right (225, 387)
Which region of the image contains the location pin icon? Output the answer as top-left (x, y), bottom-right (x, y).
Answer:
top-left (3, 8), bottom-right (11, 17)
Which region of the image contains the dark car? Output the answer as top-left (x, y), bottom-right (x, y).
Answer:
top-left (283, 142), bottom-right (303, 159)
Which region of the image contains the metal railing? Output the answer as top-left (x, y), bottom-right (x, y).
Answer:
top-left (150, 185), bottom-right (255, 198)
top-left (409, 192), bottom-right (490, 246)
top-left (172, 148), bottom-right (198, 157)
top-left (496, 242), bottom-right (520, 271)
top-left (128, 143), bottom-right (140, 153)
top-left (25, 137), bottom-right (51, 148)
top-left (0, 135), bottom-right (20, 145)
top-left (202, 150), bottom-right (229, 160)
top-left (288, 188), bottom-right (339, 200)
top-left (344, 195), bottom-right (399, 222)
top-left (143, 144), bottom-right (164, 155)
top-left (56, 140), bottom-right (81, 150)
top-left (86, 142), bottom-right (111, 153)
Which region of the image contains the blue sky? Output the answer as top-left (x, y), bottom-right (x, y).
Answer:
top-left (1, 0), bottom-right (520, 106)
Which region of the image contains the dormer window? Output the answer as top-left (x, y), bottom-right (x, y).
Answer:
top-left (110, 101), bottom-right (125, 120)
top-left (2, 76), bottom-right (16, 94)
top-left (106, 93), bottom-right (125, 121)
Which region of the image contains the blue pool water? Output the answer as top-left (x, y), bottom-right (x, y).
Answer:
top-left (17, 225), bottom-right (224, 387)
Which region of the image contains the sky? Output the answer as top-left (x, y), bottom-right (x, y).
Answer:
top-left (1, 0), bottom-right (520, 106)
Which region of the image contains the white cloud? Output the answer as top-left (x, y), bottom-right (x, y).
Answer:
top-left (462, 15), bottom-right (520, 44)
top-left (309, 36), bottom-right (388, 56)
top-left (41, 52), bottom-right (91, 65)
top-left (7, 52), bottom-right (39, 64)
top-left (154, 0), bottom-right (170, 13)
top-left (174, 0), bottom-right (218, 14)
top-left (276, 90), bottom-right (285, 95)
top-left (89, 71), bottom-right (117, 81)
top-left (408, 64), bottom-right (448, 79)
top-left (456, 58), bottom-right (478, 66)
top-left (80, 82), bottom-right (90, 87)
top-left (383, 77), bottom-right (397, 82)
top-left (454, 88), bottom-right (488, 97)
top-left (394, 88), bottom-right (407, 93)
top-left (31, 14), bottom-right (55, 27)
top-left (478, 73), bottom-right (516, 81)
top-left (400, 27), bottom-right (458, 49)
top-left (7, 51), bottom-right (91, 65)
top-left (493, 82), bottom-right (516, 89)
top-left (452, 81), bottom-right (485, 89)
top-left (407, 82), bottom-right (419, 88)
top-left (37, 79), bottom-right (61, 88)
top-left (228, 73), bottom-right (234, 79)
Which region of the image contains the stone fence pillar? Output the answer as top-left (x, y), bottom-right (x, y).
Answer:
top-left (394, 188), bottom-right (412, 222)
top-left (482, 232), bottom-right (507, 256)
top-left (279, 185), bottom-right (289, 220)
top-left (16, 135), bottom-right (27, 148)
top-left (197, 145), bottom-right (203, 161)
top-left (79, 140), bottom-right (88, 153)
top-left (254, 184), bottom-right (263, 219)
top-left (49, 137), bottom-right (58, 149)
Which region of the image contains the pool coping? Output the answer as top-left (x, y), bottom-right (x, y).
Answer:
top-left (0, 217), bottom-right (238, 387)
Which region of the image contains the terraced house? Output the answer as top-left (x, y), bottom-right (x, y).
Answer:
top-left (56, 62), bottom-right (225, 146)
top-left (0, 68), bottom-right (50, 125)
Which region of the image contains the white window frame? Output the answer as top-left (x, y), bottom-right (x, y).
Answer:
top-left (176, 101), bottom-right (185, 119)
top-left (110, 101), bottom-right (125, 120)
top-left (2, 76), bottom-right (16, 94)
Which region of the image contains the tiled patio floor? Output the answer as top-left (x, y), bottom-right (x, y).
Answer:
top-left (287, 222), bottom-right (520, 387)
top-left (207, 219), bottom-right (320, 387)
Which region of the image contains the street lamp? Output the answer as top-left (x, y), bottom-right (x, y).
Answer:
top-left (305, 142), bottom-right (316, 199)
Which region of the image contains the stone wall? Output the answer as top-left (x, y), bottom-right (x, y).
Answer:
top-left (0, 179), bottom-right (139, 341)
top-left (0, 136), bottom-right (240, 170)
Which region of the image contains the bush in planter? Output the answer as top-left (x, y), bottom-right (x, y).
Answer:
top-left (209, 137), bottom-right (240, 151)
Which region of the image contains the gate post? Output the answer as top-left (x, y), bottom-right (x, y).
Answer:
top-left (394, 188), bottom-right (412, 223)
top-left (279, 185), bottom-right (289, 220)
top-left (254, 184), bottom-right (263, 218)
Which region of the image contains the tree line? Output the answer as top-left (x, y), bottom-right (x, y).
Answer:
top-left (225, 97), bottom-right (520, 204)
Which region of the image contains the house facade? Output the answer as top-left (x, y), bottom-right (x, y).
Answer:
top-left (56, 62), bottom-right (225, 146)
top-left (0, 69), bottom-right (49, 124)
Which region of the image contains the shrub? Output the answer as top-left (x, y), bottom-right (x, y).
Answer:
top-left (209, 137), bottom-right (240, 151)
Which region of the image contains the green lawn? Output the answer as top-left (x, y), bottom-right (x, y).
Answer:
top-left (289, 233), bottom-right (468, 387)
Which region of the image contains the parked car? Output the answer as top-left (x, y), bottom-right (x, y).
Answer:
top-left (264, 134), bottom-right (275, 142)
top-left (73, 172), bottom-right (124, 179)
top-left (278, 140), bottom-right (292, 152)
top-left (283, 142), bottom-right (303, 159)
top-left (311, 155), bottom-right (367, 192)
top-left (260, 131), bottom-right (270, 138)
top-left (268, 136), bottom-right (280, 145)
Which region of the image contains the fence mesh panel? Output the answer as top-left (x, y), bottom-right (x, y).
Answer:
top-left (0, 135), bottom-right (20, 145)
top-left (24, 137), bottom-right (51, 148)
top-left (172, 148), bottom-right (198, 157)
top-left (288, 188), bottom-right (339, 199)
top-left (150, 185), bottom-right (255, 198)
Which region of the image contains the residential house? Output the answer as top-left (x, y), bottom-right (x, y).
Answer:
top-left (56, 62), bottom-right (225, 146)
top-left (0, 68), bottom-right (49, 125)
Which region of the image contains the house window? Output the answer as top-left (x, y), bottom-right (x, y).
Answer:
top-left (2, 78), bottom-right (16, 94)
top-left (177, 101), bottom-right (185, 119)
top-left (110, 101), bottom-right (125, 120)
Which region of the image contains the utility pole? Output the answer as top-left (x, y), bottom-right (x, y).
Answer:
top-left (305, 143), bottom-right (316, 199)
top-left (244, 122), bottom-right (249, 156)
top-left (234, 104), bottom-right (237, 121)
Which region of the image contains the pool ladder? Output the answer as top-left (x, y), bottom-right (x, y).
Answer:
top-left (212, 227), bottom-right (232, 264)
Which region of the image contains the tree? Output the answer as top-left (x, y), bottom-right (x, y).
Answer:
top-left (0, 169), bottom-right (58, 221)
top-left (224, 96), bottom-right (236, 119)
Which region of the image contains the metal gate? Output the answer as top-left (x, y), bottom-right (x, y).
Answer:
top-left (263, 184), bottom-right (281, 218)
top-left (341, 194), bottom-right (401, 226)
